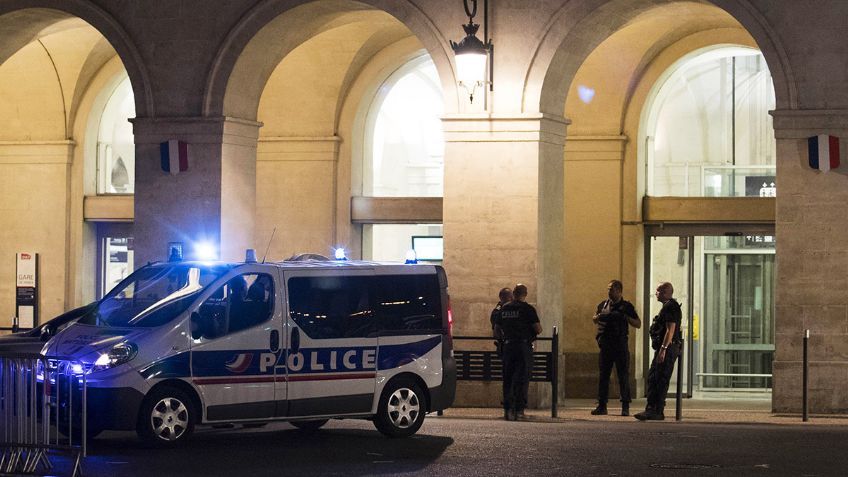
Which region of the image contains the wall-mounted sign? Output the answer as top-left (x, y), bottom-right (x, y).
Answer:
top-left (15, 252), bottom-right (38, 329)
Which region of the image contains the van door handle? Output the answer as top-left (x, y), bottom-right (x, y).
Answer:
top-left (270, 330), bottom-right (280, 352)
top-left (291, 328), bottom-right (300, 354)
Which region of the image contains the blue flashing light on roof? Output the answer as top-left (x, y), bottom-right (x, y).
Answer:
top-left (405, 249), bottom-right (418, 264)
top-left (334, 248), bottom-right (348, 261)
top-left (194, 241), bottom-right (218, 261)
top-left (167, 242), bottom-right (183, 262)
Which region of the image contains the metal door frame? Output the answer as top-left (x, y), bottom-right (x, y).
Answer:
top-left (643, 223), bottom-right (775, 399)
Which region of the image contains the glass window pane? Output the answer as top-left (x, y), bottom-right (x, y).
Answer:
top-left (648, 48), bottom-right (775, 197)
top-left (363, 224), bottom-right (442, 263)
top-left (199, 273), bottom-right (275, 338)
top-left (374, 275), bottom-right (441, 332)
top-left (287, 276), bottom-right (375, 339)
top-left (103, 236), bottom-right (133, 296)
top-left (366, 57), bottom-right (444, 197)
top-left (97, 77), bottom-right (135, 194)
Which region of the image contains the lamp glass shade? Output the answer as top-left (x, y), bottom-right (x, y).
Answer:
top-left (455, 51), bottom-right (487, 86)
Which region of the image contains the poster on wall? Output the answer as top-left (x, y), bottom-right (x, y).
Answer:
top-left (15, 252), bottom-right (38, 329)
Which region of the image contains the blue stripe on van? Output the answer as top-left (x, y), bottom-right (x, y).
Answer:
top-left (377, 335), bottom-right (441, 370)
top-left (138, 351), bottom-right (190, 380)
top-left (137, 336), bottom-right (441, 381)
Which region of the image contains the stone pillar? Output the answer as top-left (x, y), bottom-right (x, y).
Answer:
top-left (256, 136), bottom-right (341, 260)
top-left (442, 113), bottom-right (567, 407)
top-left (131, 117), bottom-right (260, 265)
top-left (0, 140), bottom-right (74, 324)
top-left (561, 135), bottom-right (629, 398)
top-left (771, 110), bottom-right (848, 413)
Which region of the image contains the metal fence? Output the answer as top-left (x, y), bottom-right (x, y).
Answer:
top-left (0, 352), bottom-right (86, 476)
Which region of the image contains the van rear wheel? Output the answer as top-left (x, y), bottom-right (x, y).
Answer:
top-left (290, 419), bottom-right (328, 431)
top-left (373, 378), bottom-right (425, 438)
top-left (137, 386), bottom-right (195, 446)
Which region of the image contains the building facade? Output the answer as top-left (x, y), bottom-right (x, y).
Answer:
top-left (0, 0), bottom-right (845, 413)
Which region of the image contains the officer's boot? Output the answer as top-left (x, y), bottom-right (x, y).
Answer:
top-left (634, 405), bottom-right (653, 420)
top-left (621, 402), bottom-right (630, 416)
top-left (590, 403), bottom-right (608, 415)
top-left (647, 405), bottom-right (665, 420)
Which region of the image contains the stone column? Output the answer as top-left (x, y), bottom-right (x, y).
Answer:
top-left (256, 136), bottom-right (341, 260)
top-left (561, 135), bottom-right (629, 398)
top-left (771, 110), bottom-right (848, 413)
top-left (131, 117), bottom-right (260, 265)
top-left (0, 140), bottom-right (74, 324)
top-left (442, 113), bottom-right (567, 406)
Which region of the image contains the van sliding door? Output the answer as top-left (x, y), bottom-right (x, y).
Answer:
top-left (280, 270), bottom-right (377, 417)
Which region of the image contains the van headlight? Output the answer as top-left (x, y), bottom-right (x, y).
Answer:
top-left (93, 342), bottom-right (138, 371)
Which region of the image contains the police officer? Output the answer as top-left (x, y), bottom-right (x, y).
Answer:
top-left (490, 287), bottom-right (513, 356)
top-left (493, 283), bottom-right (542, 421)
top-left (591, 280), bottom-right (640, 416)
top-left (635, 282), bottom-right (682, 421)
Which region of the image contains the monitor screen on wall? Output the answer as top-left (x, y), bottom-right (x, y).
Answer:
top-left (412, 236), bottom-right (443, 261)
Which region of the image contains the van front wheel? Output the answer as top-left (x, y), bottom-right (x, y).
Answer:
top-left (373, 378), bottom-right (425, 438)
top-left (137, 387), bottom-right (195, 446)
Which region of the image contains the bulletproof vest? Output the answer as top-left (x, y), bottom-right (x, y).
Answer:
top-left (499, 302), bottom-right (536, 341)
top-left (599, 300), bottom-right (630, 338)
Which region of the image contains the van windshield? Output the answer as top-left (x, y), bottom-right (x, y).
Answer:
top-left (79, 263), bottom-right (233, 328)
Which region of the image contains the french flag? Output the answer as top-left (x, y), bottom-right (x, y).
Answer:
top-left (808, 135), bottom-right (845, 172)
top-left (160, 140), bottom-right (188, 175)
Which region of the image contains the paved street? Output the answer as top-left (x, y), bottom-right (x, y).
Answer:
top-left (49, 413), bottom-right (848, 477)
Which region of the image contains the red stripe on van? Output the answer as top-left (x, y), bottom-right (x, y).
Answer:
top-left (193, 372), bottom-right (376, 385)
top-left (286, 372), bottom-right (376, 382)
top-left (193, 376), bottom-right (276, 385)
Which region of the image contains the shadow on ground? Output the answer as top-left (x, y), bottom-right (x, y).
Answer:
top-left (51, 423), bottom-right (454, 477)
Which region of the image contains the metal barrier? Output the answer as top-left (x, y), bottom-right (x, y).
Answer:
top-left (0, 353), bottom-right (86, 476)
top-left (453, 326), bottom-right (559, 417)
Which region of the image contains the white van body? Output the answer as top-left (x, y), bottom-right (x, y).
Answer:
top-left (42, 258), bottom-right (456, 444)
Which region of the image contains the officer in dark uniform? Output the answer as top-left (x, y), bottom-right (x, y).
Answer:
top-left (591, 279), bottom-right (640, 416)
top-left (493, 283), bottom-right (542, 421)
top-left (490, 287), bottom-right (513, 357)
top-left (636, 281), bottom-right (682, 421)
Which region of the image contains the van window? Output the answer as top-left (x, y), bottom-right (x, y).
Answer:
top-left (374, 275), bottom-right (442, 332)
top-left (81, 263), bottom-right (231, 328)
top-left (288, 276), bottom-right (375, 339)
top-left (197, 273), bottom-right (274, 339)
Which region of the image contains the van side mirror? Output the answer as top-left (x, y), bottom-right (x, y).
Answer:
top-left (190, 312), bottom-right (202, 340)
top-left (40, 325), bottom-right (55, 341)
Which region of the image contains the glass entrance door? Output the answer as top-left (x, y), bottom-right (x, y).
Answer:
top-left (647, 236), bottom-right (694, 397)
top-left (646, 230), bottom-right (775, 398)
top-left (701, 236), bottom-right (775, 392)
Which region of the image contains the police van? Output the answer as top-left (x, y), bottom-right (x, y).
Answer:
top-left (41, 252), bottom-right (456, 445)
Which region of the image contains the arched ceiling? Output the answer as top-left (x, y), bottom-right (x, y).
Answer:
top-left (223, 4), bottom-right (420, 121)
top-left (565, 1), bottom-right (753, 135)
top-left (257, 17), bottom-right (416, 136)
top-left (0, 8), bottom-right (73, 64)
top-left (0, 17), bottom-right (123, 140)
top-left (528, 0), bottom-right (793, 115)
top-left (0, 7), bottom-right (136, 140)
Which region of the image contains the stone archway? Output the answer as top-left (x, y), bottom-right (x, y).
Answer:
top-left (203, 0), bottom-right (459, 121)
top-left (0, 1), bottom-right (152, 116)
top-left (0, 3), bottom-right (150, 320)
top-left (524, 0), bottom-right (794, 117)
top-left (521, 0), bottom-right (796, 406)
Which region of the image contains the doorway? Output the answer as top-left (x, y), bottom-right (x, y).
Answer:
top-left (645, 226), bottom-right (775, 399)
top-left (95, 222), bottom-right (134, 299)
